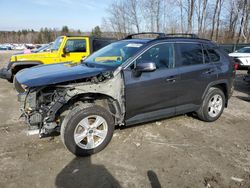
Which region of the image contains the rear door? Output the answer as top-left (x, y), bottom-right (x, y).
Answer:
top-left (174, 42), bottom-right (217, 111)
top-left (123, 42), bottom-right (179, 123)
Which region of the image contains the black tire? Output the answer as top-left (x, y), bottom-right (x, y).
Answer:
top-left (197, 87), bottom-right (225, 122)
top-left (60, 103), bottom-right (115, 157)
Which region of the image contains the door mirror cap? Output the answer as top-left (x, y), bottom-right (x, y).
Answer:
top-left (136, 62), bottom-right (156, 72)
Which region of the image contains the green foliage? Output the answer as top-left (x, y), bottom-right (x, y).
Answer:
top-left (61, 26), bottom-right (69, 35)
top-left (91, 26), bottom-right (102, 37)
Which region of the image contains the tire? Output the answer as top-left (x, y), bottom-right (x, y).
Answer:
top-left (60, 103), bottom-right (115, 157)
top-left (197, 87), bottom-right (225, 122)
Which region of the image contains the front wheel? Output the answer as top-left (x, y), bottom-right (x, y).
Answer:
top-left (197, 87), bottom-right (225, 122)
top-left (60, 104), bottom-right (115, 156)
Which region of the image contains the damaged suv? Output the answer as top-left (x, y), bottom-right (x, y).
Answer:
top-left (14, 33), bottom-right (235, 156)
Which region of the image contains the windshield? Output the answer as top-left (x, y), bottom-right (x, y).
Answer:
top-left (34, 43), bottom-right (52, 52)
top-left (51, 37), bottom-right (63, 51)
top-left (84, 40), bottom-right (144, 67)
top-left (237, 47), bottom-right (250, 53)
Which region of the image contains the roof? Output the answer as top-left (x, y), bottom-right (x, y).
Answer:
top-left (122, 38), bottom-right (152, 43)
top-left (63, 35), bottom-right (115, 40)
top-left (122, 32), bottom-right (213, 44)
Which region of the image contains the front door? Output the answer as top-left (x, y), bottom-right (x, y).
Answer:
top-left (62, 37), bottom-right (90, 63)
top-left (123, 42), bottom-right (180, 124)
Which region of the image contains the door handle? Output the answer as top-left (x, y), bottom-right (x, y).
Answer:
top-left (203, 69), bottom-right (215, 74)
top-left (165, 76), bottom-right (176, 83)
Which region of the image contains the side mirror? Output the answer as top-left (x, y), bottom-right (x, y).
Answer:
top-left (136, 62), bottom-right (156, 72)
top-left (63, 47), bottom-right (70, 54)
top-left (62, 47), bottom-right (70, 57)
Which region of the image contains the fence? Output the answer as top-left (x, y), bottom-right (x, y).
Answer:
top-left (219, 43), bottom-right (250, 53)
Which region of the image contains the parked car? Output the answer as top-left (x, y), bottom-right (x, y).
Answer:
top-left (229, 47), bottom-right (250, 68)
top-left (14, 32), bottom-right (236, 156)
top-left (0, 45), bottom-right (11, 50)
top-left (14, 43), bottom-right (54, 55)
top-left (0, 35), bottom-right (116, 82)
top-left (243, 68), bottom-right (250, 85)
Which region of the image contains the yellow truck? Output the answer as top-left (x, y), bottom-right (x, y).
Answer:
top-left (0, 35), bottom-right (115, 82)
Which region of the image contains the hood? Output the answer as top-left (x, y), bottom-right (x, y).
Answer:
top-left (229, 52), bottom-right (250, 57)
top-left (12, 51), bottom-right (53, 62)
top-left (15, 62), bottom-right (116, 87)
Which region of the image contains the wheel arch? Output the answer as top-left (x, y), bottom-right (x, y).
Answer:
top-left (202, 80), bottom-right (229, 107)
top-left (10, 61), bottom-right (43, 75)
top-left (57, 92), bottom-right (123, 125)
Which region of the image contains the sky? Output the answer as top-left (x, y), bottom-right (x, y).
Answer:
top-left (0, 0), bottom-right (113, 31)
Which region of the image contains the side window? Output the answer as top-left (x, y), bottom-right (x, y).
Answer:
top-left (135, 43), bottom-right (174, 69)
top-left (203, 48), bottom-right (210, 63)
top-left (177, 43), bottom-right (204, 66)
top-left (65, 39), bottom-right (86, 53)
top-left (207, 48), bottom-right (220, 62)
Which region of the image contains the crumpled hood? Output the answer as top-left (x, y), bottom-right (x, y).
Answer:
top-left (229, 52), bottom-right (250, 58)
top-left (15, 62), bottom-right (116, 87)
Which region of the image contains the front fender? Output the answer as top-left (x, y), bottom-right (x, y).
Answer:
top-left (9, 61), bottom-right (43, 70)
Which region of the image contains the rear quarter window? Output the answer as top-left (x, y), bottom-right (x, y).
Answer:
top-left (204, 44), bottom-right (221, 63)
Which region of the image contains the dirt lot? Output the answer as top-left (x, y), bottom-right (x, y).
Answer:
top-left (0, 51), bottom-right (250, 188)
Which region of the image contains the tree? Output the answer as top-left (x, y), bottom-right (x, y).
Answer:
top-left (91, 26), bottom-right (102, 37)
top-left (196, 0), bottom-right (208, 36)
top-left (61, 26), bottom-right (69, 35)
top-left (127, 0), bottom-right (141, 33)
top-left (187, 0), bottom-right (195, 32)
top-left (237, 0), bottom-right (249, 44)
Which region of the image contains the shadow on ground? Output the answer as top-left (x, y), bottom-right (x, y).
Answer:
top-left (147, 170), bottom-right (162, 188)
top-left (55, 157), bottom-right (121, 188)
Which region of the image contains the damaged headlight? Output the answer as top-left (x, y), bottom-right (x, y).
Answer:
top-left (14, 77), bottom-right (27, 93)
top-left (21, 84), bottom-right (28, 91)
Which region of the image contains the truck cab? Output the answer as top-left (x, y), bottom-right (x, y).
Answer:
top-left (0, 35), bottom-right (115, 82)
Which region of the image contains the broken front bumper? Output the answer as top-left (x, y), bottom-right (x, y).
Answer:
top-left (0, 68), bottom-right (12, 80)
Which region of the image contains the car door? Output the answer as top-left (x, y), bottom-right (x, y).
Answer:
top-left (123, 42), bottom-right (180, 125)
top-left (174, 42), bottom-right (218, 112)
top-left (62, 37), bottom-right (90, 62)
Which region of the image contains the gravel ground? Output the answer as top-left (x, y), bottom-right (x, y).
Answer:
top-left (0, 51), bottom-right (250, 188)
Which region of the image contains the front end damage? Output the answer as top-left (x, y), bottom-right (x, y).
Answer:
top-left (17, 70), bottom-right (125, 137)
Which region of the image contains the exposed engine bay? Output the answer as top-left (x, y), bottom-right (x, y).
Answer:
top-left (18, 70), bottom-right (125, 137)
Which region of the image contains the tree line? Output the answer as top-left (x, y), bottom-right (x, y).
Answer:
top-left (0, 0), bottom-right (249, 44)
top-left (0, 25), bottom-right (104, 44)
top-left (0, 26), bottom-right (83, 44)
top-left (102, 0), bottom-right (250, 43)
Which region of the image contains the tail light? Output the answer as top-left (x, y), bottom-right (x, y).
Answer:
top-left (234, 62), bottom-right (239, 70)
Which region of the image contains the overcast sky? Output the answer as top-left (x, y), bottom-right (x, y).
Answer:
top-left (0, 0), bottom-right (112, 31)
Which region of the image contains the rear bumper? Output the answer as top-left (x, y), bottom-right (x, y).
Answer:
top-left (0, 68), bottom-right (12, 80)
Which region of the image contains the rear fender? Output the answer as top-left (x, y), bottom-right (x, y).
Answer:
top-left (202, 80), bottom-right (230, 107)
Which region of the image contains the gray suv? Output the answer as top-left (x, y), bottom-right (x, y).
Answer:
top-left (14, 33), bottom-right (236, 156)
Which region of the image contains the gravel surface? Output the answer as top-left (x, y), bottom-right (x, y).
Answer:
top-left (0, 51), bottom-right (250, 188)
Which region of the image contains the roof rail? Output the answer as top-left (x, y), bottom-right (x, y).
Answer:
top-left (165, 33), bottom-right (198, 38)
top-left (124, 32), bottom-right (166, 39)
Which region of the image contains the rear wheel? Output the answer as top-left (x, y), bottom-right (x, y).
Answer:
top-left (60, 103), bottom-right (115, 156)
top-left (197, 87), bottom-right (225, 122)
